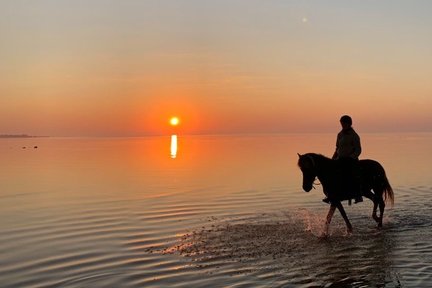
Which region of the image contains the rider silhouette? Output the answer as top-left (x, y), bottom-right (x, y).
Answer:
top-left (323, 115), bottom-right (363, 204)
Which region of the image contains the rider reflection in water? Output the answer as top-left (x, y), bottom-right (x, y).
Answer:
top-left (323, 115), bottom-right (363, 204)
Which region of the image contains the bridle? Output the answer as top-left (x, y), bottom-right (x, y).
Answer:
top-left (299, 154), bottom-right (321, 189)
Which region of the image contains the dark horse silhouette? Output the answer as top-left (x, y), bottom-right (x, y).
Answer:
top-left (297, 153), bottom-right (394, 235)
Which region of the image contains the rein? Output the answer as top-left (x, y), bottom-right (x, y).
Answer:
top-left (312, 180), bottom-right (321, 189)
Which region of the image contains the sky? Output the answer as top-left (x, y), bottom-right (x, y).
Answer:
top-left (1, 0), bottom-right (432, 136)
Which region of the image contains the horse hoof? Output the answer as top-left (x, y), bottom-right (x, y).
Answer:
top-left (319, 232), bottom-right (330, 239)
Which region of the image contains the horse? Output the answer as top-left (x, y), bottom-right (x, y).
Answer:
top-left (297, 153), bottom-right (394, 235)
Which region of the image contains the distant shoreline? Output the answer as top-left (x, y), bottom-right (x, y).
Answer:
top-left (0, 134), bottom-right (49, 138)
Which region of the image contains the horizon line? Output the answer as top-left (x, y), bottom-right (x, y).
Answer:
top-left (3, 130), bottom-right (432, 138)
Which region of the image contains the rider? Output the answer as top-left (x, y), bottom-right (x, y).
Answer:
top-left (323, 115), bottom-right (363, 204)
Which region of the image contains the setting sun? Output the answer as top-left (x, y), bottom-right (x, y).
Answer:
top-left (170, 117), bottom-right (180, 126)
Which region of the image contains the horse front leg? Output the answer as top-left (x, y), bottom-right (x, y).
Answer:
top-left (322, 205), bottom-right (336, 237)
top-left (335, 201), bottom-right (353, 234)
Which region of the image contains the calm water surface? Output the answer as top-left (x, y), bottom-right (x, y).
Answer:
top-left (1, 134), bottom-right (431, 287)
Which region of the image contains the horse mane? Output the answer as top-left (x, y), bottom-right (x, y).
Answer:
top-left (298, 153), bottom-right (333, 169)
top-left (305, 153), bottom-right (333, 163)
top-left (307, 153), bottom-right (332, 161)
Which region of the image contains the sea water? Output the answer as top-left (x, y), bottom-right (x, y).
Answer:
top-left (0, 133), bottom-right (431, 287)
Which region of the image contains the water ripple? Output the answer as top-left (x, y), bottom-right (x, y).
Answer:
top-left (1, 184), bottom-right (431, 287)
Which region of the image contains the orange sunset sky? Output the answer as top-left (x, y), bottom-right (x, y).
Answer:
top-left (1, 1), bottom-right (432, 136)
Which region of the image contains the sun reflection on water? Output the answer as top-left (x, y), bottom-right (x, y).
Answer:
top-left (170, 134), bottom-right (178, 159)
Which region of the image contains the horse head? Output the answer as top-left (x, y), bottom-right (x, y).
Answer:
top-left (297, 153), bottom-right (317, 192)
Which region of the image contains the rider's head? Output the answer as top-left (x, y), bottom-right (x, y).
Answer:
top-left (340, 115), bottom-right (352, 129)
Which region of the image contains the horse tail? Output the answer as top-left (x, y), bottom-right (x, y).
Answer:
top-left (382, 172), bottom-right (394, 207)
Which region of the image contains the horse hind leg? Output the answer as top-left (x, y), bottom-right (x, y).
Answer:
top-left (372, 188), bottom-right (385, 228)
top-left (362, 189), bottom-right (381, 224)
top-left (372, 201), bottom-right (380, 224)
top-left (377, 198), bottom-right (385, 228)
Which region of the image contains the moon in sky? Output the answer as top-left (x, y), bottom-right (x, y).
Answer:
top-left (302, 17), bottom-right (308, 23)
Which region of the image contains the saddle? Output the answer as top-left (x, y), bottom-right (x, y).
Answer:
top-left (330, 160), bottom-right (362, 202)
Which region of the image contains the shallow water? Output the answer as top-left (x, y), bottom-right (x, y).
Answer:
top-left (1, 133), bottom-right (431, 287)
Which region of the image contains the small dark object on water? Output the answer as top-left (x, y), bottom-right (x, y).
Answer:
top-left (34, 146), bottom-right (38, 149)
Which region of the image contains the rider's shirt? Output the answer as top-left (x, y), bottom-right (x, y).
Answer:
top-left (335, 128), bottom-right (361, 160)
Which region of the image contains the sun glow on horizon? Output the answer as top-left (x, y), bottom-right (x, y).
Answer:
top-left (170, 117), bottom-right (180, 126)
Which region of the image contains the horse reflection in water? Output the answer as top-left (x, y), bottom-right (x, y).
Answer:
top-left (297, 153), bottom-right (394, 236)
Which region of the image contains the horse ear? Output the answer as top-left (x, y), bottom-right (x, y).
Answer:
top-left (297, 153), bottom-right (302, 158)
